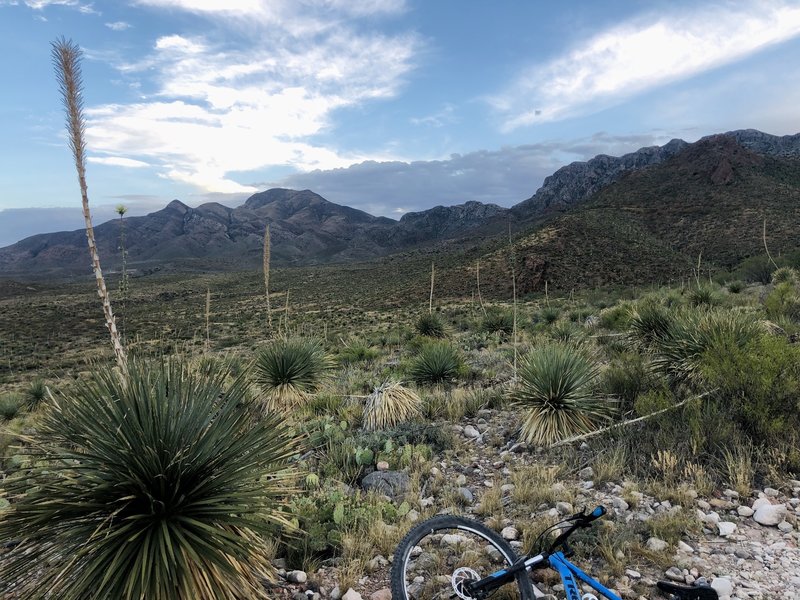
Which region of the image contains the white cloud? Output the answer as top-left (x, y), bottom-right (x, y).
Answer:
top-left (22, 0), bottom-right (96, 12)
top-left (86, 12), bottom-right (420, 194)
top-left (105, 21), bottom-right (132, 30)
top-left (493, 1), bottom-right (800, 130)
top-left (88, 156), bottom-right (150, 168)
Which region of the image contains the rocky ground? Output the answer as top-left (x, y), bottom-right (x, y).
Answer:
top-left (272, 408), bottom-right (799, 600)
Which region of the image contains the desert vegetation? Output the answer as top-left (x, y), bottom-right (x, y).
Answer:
top-left (2, 253), bottom-right (800, 597)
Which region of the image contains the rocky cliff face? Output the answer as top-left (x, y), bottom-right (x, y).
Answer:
top-left (512, 139), bottom-right (690, 217)
top-left (726, 129), bottom-right (800, 158)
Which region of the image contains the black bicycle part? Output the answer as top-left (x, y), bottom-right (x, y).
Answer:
top-left (390, 515), bottom-right (536, 600)
top-left (657, 581), bottom-right (719, 600)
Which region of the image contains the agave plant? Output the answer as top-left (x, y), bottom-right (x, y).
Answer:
top-left (627, 301), bottom-right (676, 351)
top-left (415, 313), bottom-right (446, 338)
top-left (650, 309), bottom-right (761, 384)
top-left (0, 358), bottom-right (297, 600)
top-left (510, 343), bottom-right (611, 446)
top-left (363, 381), bottom-right (422, 431)
top-left (409, 342), bottom-right (463, 385)
top-left (254, 337), bottom-right (333, 410)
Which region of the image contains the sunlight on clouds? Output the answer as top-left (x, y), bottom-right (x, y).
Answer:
top-left (495, 2), bottom-right (800, 130)
top-left (86, 16), bottom-right (418, 194)
top-left (87, 156), bottom-right (150, 168)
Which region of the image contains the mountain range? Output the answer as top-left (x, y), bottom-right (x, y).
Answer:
top-left (1, 128), bottom-right (799, 286)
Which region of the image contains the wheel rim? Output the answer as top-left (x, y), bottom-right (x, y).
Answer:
top-left (398, 523), bottom-right (524, 600)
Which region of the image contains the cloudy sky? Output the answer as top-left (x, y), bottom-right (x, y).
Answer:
top-left (1, 0), bottom-right (800, 247)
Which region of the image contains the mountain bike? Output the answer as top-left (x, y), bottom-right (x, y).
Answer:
top-left (390, 505), bottom-right (719, 600)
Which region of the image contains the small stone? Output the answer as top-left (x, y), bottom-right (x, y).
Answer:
top-left (406, 509), bottom-right (420, 523)
top-left (665, 567), bottom-right (683, 581)
top-left (753, 503), bottom-right (787, 526)
top-left (342, 590), bottom-right (362, 600)
top-left (763, 487), bottom-right (780, 498)
top-left (370, 589), bottom-right (391, 600)
top-left (704, 511), bottom-right (720, 526)
top-left (777, 520), bottom-right (793, 533)
top-left (646, 537), bottom-right (669, 552)
top-left (331, 586), bottom-right (341, 600)
top-left (501, 484), bottom-right (515, 493)
top-left (734, 548), bottom-right (752, 559)
top-left (578, 467), bottom-right (594, 481)
top-left (696, 500), bottom-right (711, 511)
top-left (455, 474), bottom-right (467, 486)
top-left (287, 571), bottom-right (307, 584)
top-left (625, 569), bottom-right (641, 579)
top-left (457, 487), bottom-right (474, 504)
top-left (751, 497), bottom-right (771, 511)
top-left (613, 497), bottom-right (629, 512)
top-left (556, 501), bottom-right (573, 515)
top-left (717, 521), bottom-right (737, 537)
top-left (737, 506), bottom-right (754, 517)
top-left (463, 425), bottom-right (480, 438)
top-left (294, 593), bottom-right (308, 600)
top-left (710, 577), bottom-right (733, 598)
top-left (441, 534), bottom-right (468, 546)
top-left (501, 526), bottom-right (519, 541)
top-left (723, 489), bottom-right (740, 499)
top-left (376, 461), bottom-right (390, 471)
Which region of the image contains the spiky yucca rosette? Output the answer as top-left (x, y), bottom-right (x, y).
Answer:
top-left (0, 358), bottom-right (298, 600)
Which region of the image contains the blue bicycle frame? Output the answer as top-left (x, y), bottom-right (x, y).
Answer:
top-left (545, 552), bottom-right (621, 600)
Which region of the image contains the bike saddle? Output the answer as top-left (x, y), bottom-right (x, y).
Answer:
top-left (657, 581), bottom-right (719, 600)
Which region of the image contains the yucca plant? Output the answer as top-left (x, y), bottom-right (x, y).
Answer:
top-left (510, 343), bottom-right (611, 446)
top-left (627, 302), bottom-right (676, 351)
top-left (254, 337), bottom-right (333, 410)
top-left (0, 394), bottom-right (21, 421)
top-left (363, 381), bottom-right (422, 431)
top-left (0, 358), bottom-right (298, 600)
top-left (415, 313), bottom-right (446, 338)
top-left (409, 342), bottom-right (463, 385)
top-left (24, 378), bottom-right (48, 410)
top-left (772, 266), bottom-right (798, 285)
top-left (480, 310), bottom-right (514, 334)
top-left (650, 309), bottom-right (760, 384)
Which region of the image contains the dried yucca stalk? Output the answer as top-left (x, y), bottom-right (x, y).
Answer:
top-left (429, 262), bottom-right (435, 314)
top-left (263, 223), bottom-right (272, 330)
top-left (363, 381), bottom-right (422, 431)
top-left (52, 38), bottom-right (126, 370)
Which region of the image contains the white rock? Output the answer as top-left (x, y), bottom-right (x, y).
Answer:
top-left (342, 590), bottom-right (363, 600)
top-left (754, 503), bottom-right (787, 526)
top-left (501, 526), bottom-right (519, 541)
top-left (646, 537), bottom-right (669, 552)
top-left (376, 461), bottom-right (390, 471)
top-left (677, 540), bottom-right (695, 553)
top-left (737, 506), bottom-right (754, 517)
top-left (463, 425), bottom-right (480, 438)
top-left (717, 521), bottom-right (737, 537)
top-left (704, 511), bottom-right (721, 526)
top-left (764, 487), bottom-right (780, 498)
top-left (287, 571), bottom-right (307, 584)
top-left (441, 534), bottom-right (468, 546)
top-left (752, 497), bottom-right (771, 511)
top-left (711, 577), bottom-right (733, 597)
top-left (777, 520), bottom-right (794, 533)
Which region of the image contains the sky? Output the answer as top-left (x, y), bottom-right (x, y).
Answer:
top-left (1, 0), bottom-right (800, 247)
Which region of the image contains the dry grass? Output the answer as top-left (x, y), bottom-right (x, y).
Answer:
top-left (363, 381), bottom-right (422, 431)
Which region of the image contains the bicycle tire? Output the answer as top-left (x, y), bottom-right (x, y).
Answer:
top-left (390, 515), bottom-right (535, 600)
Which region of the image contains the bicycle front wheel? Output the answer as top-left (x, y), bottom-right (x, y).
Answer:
top-left (390, 515), bottom-right (535, 600)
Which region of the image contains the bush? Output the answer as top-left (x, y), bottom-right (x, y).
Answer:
top-left (650, 309), bottom-right (760, 384)
top-left (0, 358), bottom-right (298, 600)
top-left (409, 342), bottom-right (463, 385)
top-left (627, 302), bottom-right (676, 351)
top-left (733, 255), bottom-right (775, 284)
top-left (764, 282), bottom-right (800, 321)
top-left (510, 343), bottom-right (612, 445)
top-left (726, 280), bottom-right (744, 294)
top-left (254, 337), bottom-right (333, 410)
top-left (602, 354), bottom-right (652, 413)
top-left (338, 339), bottom-right (380, 365)
top-left (772, 266), bottom-right (798, 285)
top-left (688, 286), bottom-right (717, 307)
top-left (0, 395), bottom-right (20, 421)
top-left (415, 313), bottom-right (446, 338)
top-left (538, 306), bottom-right (560, 325)
top-left (24, 379), bottom-right (48, 410)
top-left (480, 310), bottom-right (514, 335)
top-left (362, 381), bottom-right (422, 431)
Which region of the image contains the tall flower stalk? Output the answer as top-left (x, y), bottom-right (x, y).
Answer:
top-left (52, 38), bottom-right (125, 370)
top-left (263, 223), bottom-right (273, 331)
top-left (116, 204), bottom-right (128, 340)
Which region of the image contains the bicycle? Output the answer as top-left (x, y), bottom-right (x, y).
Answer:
top-left (390, 505), bottom-right (719, 600)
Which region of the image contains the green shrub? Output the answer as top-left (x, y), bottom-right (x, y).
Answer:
top-left (628, 302), bottom-right (676, 351)
top-left (602, 354), bottom-right (652, 413)
top-left (726, 280), bottom-right (744, 294)
top-left (24, 379), bottom-right (47, 410)
top-left (338, 339), bottom-right (380, 365)
top-left (415, 313), bottom-right (446, 338)
top-left (409, 342), bottom-right (463, 385)
top-left (700, 334), bottom-right (800, 440)
top-left (538, 307), bottom-right (561, 325)
top-left (510, 343), bottom-right (612, 446)
top-left (733, 255), bottom-right (775, 284)
top-left (771, 266), bottom-right (798, 285)
top-left (480, 310), bottom-right (514, 335)
top-left (764, 282), bottom-right (800, 321)
top-left (599, 304), bottom-right (631, 331)
top-left (0, 358), bottom-right (298, 600)
top-left (688, 286), bottom-right (717, 307)
top-left (0, 395), bottom-right (21, 421)
top-left (254, 337), bottom-right (333, 410)
top-left (650, 309), bottom-right (760, 384)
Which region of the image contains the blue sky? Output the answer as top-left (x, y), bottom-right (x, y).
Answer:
top-left (1, 0), bottom-right (800, 247)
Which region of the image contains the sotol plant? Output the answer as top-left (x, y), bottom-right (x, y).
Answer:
top-left (363, 381), bottom-right (422, 431)
top-left (0, 358), bottom-right (297, 600)
top-left (254, 337), bottom-right (333, 410)
top-left (409, 341), bottom-right (463, 385)
top-left (415, 313), bottom-right (446, 338)
top-left (510, 343), bottom-right (612, 446)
